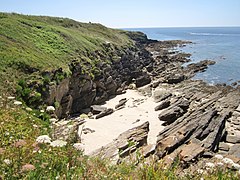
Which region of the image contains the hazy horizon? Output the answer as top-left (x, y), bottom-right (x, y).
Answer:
top-left (0, 0), bottom-right (240, 28)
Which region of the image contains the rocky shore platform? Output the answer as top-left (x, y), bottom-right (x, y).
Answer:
top-left (52, 38), bottom-right (240, 173)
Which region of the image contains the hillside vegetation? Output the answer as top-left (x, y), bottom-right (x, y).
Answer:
top-left (0, 12), bottom-right (133, 93)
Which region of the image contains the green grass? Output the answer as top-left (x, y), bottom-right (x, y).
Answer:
top-left (0, 12), bottom-right (133, 93)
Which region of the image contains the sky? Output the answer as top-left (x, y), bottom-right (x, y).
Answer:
top-left (0, 0), bottom-right (240, 28)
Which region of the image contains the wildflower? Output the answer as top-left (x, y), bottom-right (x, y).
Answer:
top-left (13, 100), bottom-right (22, 105)
top-left (216, 162), bottom-right (224, 167)
top-left (50, 140), bottom-right (67, 147)
top-left (33, 147), bottom-right (40, 153)
top-left (36, 135), bottom-right (51, 144)
top-left (205, 162), bottom-right (215, 168)
top-left (222, 157), bottom-right (234, 165)
top-left (197, 169), bottom-right (204, 174)
top-left (49, 118), bottom-right (57, 123)
top-left (33, 124), bottom-right (38, 128)
top-left (46, 106), bottom-right (55, 112)
top-left (7, 96), bottom-right (15, 100)
top-left (26, 107), bottom-right (32, 111)
top-left (214, 154), bottom-right (223, 160)
top-left (3, 159), bottom-right (11, 165)
top-left (21, 164), bottom-right (35, 172)
top-left (73, 143), bottom-right (83, 151)
top-left (13, 139), bottom-right (27, 148)
top-left (232, 163), bottom-right (240, 170)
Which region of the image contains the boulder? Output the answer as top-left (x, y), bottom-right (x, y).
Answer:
top-left (135, 75), bottom-right (151, 87)
top-left (226, 135), bottom-right (240, 143)
top-left (115, 98), bottom-right (128, 109)
top-left (96, 108), bottom-right (114, 119)
top-left (159, 106), bottom-right (185, 125)
top-left (179, 142), bottom-right (205, 164)
top-left (227, 144), bottom-right (240, 163)
top-left (166, 74), bottom-right (185, 84)
top-left (91, 121), bottom-right (149, 164)
top-left (153, 90), bottom-right (172, 103)
top-left (154, 100), bottom-right (170, 111)
top-left (52, 119), bottom-right (84, 143)
top-left (91, 105), bottom-right (107, 114)
top-left (219, 142), bottom-right (230, 151)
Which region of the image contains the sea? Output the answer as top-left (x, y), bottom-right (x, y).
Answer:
top-left (125, 27), bottom-right (240, 85)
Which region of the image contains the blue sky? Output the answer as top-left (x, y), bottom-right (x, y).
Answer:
top-left (0, 0), bottom-right (240, 28)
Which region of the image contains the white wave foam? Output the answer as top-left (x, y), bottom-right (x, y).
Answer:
top-left (189, 32), bottom-right (240, 36)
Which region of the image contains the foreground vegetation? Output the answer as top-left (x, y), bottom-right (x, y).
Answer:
top-left (0, 97), bottom-right (239, 179)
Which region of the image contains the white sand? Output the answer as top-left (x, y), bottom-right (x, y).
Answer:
top-left (78, 89), bottom-right (165, 155)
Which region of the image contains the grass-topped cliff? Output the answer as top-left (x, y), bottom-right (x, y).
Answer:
top-left (0, 12), bottom-right (136, 93)
top-left (0, 12), bottom-right (151, 116)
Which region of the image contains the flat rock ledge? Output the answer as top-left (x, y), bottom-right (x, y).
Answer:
top-left (90, 121), bottom-right (149, 164)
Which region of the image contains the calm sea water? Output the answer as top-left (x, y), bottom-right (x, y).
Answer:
top-left (125, 27), bottom-right (240, 85)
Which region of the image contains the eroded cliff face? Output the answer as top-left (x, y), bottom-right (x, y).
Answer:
top-left (42, 34), bottom-right (154, 118)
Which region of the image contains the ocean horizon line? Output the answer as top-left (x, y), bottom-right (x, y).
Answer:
top-left (122, 26), bottom-right (240, 30)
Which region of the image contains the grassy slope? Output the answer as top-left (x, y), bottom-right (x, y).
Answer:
top-left (0, 12), bottom-right (133, 93)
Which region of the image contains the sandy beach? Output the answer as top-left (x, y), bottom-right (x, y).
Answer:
top-left (78, 89), bottom-right (165, 155)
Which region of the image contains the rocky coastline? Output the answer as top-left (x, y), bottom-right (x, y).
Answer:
top-left (48, 32), bottom-right (240, 173)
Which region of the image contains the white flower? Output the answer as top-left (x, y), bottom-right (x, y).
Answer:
top-left (206, 162), bottom-right (215, 168)
top-left (233, 163), bottom-right (240, 170)
top-left (13, 101), bottom-right (22, 105)
top-left (46, 106), bottom-right (55, 112)
top-left (36, 135), bottom-right (51, 144)
top-left (216, 162), bottom-right (224, 167)
top-left (197, 169), bottom-right (204, 174)
top-left (40, 110), bottom-right (45, 113)
top-left (222, 158), bottom-right (234, 165)
top-left (3, 159), bottom-right (11, 165)
top-left (49, 118), bottom-right (57, 123)
top-left (33, 124), bottom-right (38, 128)
top-left (50, 140), bottom-right (67, 147)
top-left (73, 143), bottom-right (83, 151)
top-left (7, 96), bottom-right (15, 100)
top-left (214, 154), bottom-right (223, 160)
top-left (26, 107), bottom-right (32, 111)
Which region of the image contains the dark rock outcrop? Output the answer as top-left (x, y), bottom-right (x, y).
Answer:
top-left (91, 121), bottom-right (149, 164)
top-left (154, 79), bottom-right (240, 166)
top-left (95, 108), bottom-right (114, 119)
top-left (154, 100), bottom-right (170, 111)
top-left (115, 98), bottom-right (128, 110)
top-left (91, 105), bottom-right (107, 115)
